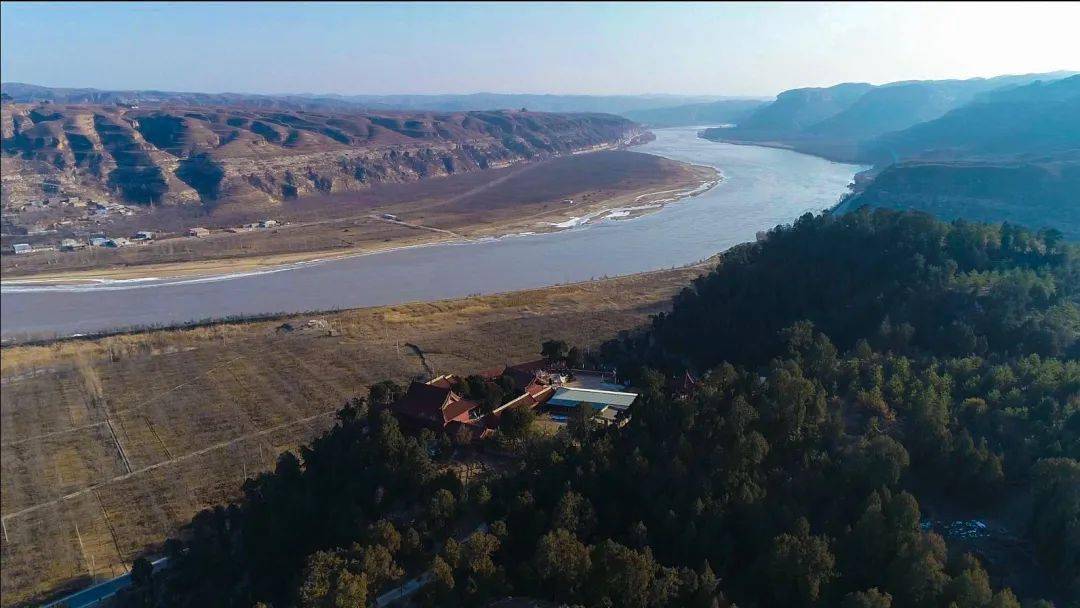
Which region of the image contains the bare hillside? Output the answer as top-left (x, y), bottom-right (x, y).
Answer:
top-left (1, 104), bottom-right (646, 208)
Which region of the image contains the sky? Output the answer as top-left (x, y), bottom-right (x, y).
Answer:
top-left (2, 1), bottom-right (1078, 97)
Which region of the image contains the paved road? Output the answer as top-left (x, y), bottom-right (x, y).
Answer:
top-left (375, 522), bottom-right (489, 607)
top-left (375, 571), bottom-right (434, 607)
top-left (42, 558), bottom-right (168, 608)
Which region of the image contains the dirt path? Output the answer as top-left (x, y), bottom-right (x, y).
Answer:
top-left (404, 343), bottom-right (436, 378)
top-left (367, 214), bottom-right (467, 239)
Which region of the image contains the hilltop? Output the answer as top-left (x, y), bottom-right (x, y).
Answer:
top-left (106, 210), bottom-right (1078, 608)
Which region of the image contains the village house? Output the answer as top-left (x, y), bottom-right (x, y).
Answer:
top-left (12, 243), bottom-right (32, 255)
top-left (188, 227), bottom-right (210, 237)
top-left (390, 364), bottom-right (567, 443)
top-left (388, 356), bottom-right (644, 443)
top-left (391, 375), bottom-right (488, 437)
top-left (493, 381), bottom-right (556, 415)
top-left (482, 359), bottom-right (565, 390)
top-left (60, 238), bottom-right (87, 251)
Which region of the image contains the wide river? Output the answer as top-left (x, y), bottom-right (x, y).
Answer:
top-left (1, 127), bottom-right (862, 340)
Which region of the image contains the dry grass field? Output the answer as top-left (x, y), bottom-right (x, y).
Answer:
top-left (0, 262), bottom-right (708, 606)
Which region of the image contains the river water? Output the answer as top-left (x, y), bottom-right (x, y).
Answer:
top-left (0, 127), bottom-right (862, 340)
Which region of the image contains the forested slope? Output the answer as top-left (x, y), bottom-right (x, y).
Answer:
top-left (118, 209), bottom-right (1078, 608)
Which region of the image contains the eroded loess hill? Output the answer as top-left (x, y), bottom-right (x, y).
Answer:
top-left (0, 104), bottom-right (646, 208)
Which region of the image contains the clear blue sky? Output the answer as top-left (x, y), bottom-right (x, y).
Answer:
top-left (2, 2), bottom-right (1077, 97)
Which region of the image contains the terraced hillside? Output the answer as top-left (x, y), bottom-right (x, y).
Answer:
top-left (1, 104), bottom-right (646, 208)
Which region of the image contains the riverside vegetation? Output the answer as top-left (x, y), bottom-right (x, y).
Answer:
top-left (116, 209), bottom-right (1078, 608)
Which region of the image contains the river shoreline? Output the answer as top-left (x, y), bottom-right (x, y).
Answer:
top-left (1, 163), bottom-right (719, 287)
top-left (1, 128), bottom-right (862, 340)
top-left (0, 254), bottom-right (723, 347)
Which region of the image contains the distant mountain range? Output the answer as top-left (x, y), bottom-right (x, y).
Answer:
top-left (838, 87), bottom-right (1080, 237)
top-left (0, 83), bottom-right (731, 115)
top-left (321, 93), bottom-right (739, 115)
top-left (5, 74), bottom-right (1078, 239)
top-left (720, 72), bottom-right (1080, 240)
top-left (734, 82), bottom-right (875, 136)
top-left (863, 75), bottom-right (1080, 164)
top-left (701, 71), bottom-right (1078, 162)
top-left (620, 99), bottom-right (766, 128)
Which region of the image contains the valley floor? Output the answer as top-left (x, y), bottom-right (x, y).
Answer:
top-left (1, 151), bottom-right (716, 283)
top-left (0, 260), bottom-right (708, 606)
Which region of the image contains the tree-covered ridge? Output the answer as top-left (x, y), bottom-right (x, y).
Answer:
top-left (121, 209), bottom-right (1077, 608)
top-left (608, 208), bottom-right (1078, 371)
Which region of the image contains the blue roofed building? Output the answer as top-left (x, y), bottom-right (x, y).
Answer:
top-left (546, 386), bottom-right (638, 425)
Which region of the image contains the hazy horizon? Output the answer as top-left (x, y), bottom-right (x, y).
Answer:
top-left (3, 2), bottom-right (1078, 98)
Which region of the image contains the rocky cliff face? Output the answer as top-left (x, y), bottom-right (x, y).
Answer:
top-left (1, 104), bottom-right (646, 208)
